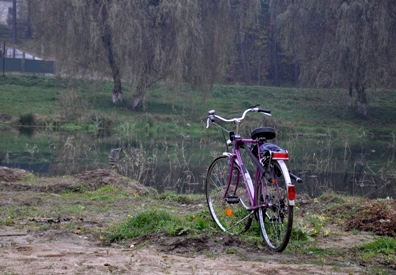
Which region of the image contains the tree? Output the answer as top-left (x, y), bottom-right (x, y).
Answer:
top-left (225, 0), bottom-right (265, 86)
top-left (24, 0), bottom-right (32, 39)
top-left (32, 0), bottom-right (240, 108)
top-left (270, 0), bottom-right (396, 116)
top-left (11, 0), bottom-right (17, 43)
top-left (336, 1), bottom-right (396, 115)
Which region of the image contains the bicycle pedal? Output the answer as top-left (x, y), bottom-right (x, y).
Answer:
top-left (225, 195), bottom-right (240, 204)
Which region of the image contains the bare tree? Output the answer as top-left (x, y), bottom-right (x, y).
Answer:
top-left (32, 0), bottom-right (240, 108)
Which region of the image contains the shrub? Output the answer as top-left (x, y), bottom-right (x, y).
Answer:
top-left (19, 113), bottom-right (35, 125)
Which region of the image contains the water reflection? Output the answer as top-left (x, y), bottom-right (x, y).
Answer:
top-left (19, 126), bottom-right (35, 138)
top-left (0, 128), bottom-right (394, 199)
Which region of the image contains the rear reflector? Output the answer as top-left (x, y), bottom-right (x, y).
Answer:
top-left (288, 185), bottom-right (296, 201)
top-left (272, 152), bottom-right (289, 160)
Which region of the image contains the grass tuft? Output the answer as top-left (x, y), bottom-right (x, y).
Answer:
top-left (360, 237), bottom-right (396, 256)
top-left (108, 209), bottom-right (183, 241)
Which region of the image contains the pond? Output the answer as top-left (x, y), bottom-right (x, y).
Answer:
top-left (0, 127), bottom-right (395, 199)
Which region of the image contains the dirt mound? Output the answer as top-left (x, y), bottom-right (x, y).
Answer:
top-left (345, 199), bottom-right (396, 237)
top-left (74, 169), bottom-right (152, 195)
top-left (0, 167), bottom-right (151, 196)
top-left (311, 193), bottom-right (396, 237)
top-left (0, 166), bottom-right (29, 182)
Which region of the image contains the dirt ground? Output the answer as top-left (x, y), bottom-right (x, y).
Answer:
top-left (0, 166), bottom-right (394, 275)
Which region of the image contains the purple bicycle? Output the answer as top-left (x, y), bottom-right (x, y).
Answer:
top-left (205, 106), bottom-right (301, 252)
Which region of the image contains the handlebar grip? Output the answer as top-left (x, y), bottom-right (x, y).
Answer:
top-left (258, 108), bottom-right (271, 114)
top-left (208, 110), bottom-right (216, 122)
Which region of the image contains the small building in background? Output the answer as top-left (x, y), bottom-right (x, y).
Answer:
top-left (0, 0), bottom-right (13, 25)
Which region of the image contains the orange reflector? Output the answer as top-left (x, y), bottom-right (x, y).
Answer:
top-left (288, 185), bottom-right (296, 200)
top-left (225, 208), bottom-right (233, 217)
top-left (272, 152), bottom-right (289, 160)
top-left (271, 179), bottom-right (276, 184)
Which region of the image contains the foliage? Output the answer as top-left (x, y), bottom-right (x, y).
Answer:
top-left (5, 0), bottom-right (396, 114)
top-left (271, 0), bottom-right (396, 115)
top-left (31, 0), bottom-right (244, 108)
top-left (18, 113), bottom-right (35, 125)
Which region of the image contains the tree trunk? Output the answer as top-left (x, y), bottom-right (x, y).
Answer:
top-left (12, 0), bottom-right (17, 43)
top-left (355, 58), bottom-right (367, 116)
top-left (356, 86), bottom-right (367, 116)
top-left (294, 56), bottom-right (299, 87)
top-left (127, 92), bottom-right (143, 109)
top-left (239, 26), bottom-right (250, 85)
top-left (127, 71), bottom-right (148, 109)
top-left (269, 24), bottom-right (280, 87)
top-left (348, 81), bottom-right (353, 107)
top-left (96, 0), bottom-right (123, 104)
top-left (108, 55), bottom-right (123, 104)
top-left (127, 82), bottom-right (144, 109)
top-left (25, 0), bottom-right (32, 39)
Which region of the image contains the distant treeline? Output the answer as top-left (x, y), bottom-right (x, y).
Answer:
top-left (4, 1), bottom-right (395, 115)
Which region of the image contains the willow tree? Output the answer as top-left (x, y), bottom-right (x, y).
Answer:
top-left (270, 0), bottom-right (396, 116)
top-left (226, 0), bottom-right (268, 86)
top-left (32, 0), bottom-right (237, 108)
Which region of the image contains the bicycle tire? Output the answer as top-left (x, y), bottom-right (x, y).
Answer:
top-left (205, 155), bottom-right (253, 235)
top-left (257, 159), bottom-right (293, 252)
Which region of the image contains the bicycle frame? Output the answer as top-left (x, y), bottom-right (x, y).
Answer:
top-left (213, 116), bottom-right (295, 212)
top-left (228, 140), bottom-right (292, 212)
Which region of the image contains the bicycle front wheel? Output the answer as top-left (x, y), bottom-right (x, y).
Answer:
top-left (257, 159), bottom-right (293, 252)
top-left (205, 155), bottom-right (252, 235)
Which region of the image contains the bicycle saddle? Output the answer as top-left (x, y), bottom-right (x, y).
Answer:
top-left (251, 127), bottom-right (276, 140)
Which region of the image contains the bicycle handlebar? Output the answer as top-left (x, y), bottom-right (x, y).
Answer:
top-left (206, 106), bottom-right (271, 128)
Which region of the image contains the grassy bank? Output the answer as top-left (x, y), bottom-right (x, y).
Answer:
top-left (1, 74), bottom-right (396, 138)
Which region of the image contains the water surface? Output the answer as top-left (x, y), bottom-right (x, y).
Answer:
top-left (0, 127), bottom-right (394, 199)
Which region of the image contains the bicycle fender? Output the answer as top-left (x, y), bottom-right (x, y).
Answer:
top-left (277, 160), bottom-right (295, 206)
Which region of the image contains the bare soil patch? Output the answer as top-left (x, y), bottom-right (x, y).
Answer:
top-left (0, 167), bottom-right (395, 274)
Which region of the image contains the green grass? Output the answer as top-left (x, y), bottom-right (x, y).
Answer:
top-left (357, 237), bottom-right (396, 273)
top-left (157, 191), bottom-right (205, 204)
top-left (61, 185), bottom-right (130, 202)
top-left (107, 209), bottom-right (185, 241)
top-left (360, 237), bottom-right (396, 256)
top-left (1, 74), bottom-right (396, 139)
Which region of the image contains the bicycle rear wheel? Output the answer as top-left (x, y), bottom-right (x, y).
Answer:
top-left (257, 159), bottom-right (293, 252)
top-left (205, 155), bottom-right (252, 235)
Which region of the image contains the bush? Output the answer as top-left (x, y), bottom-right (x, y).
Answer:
top-left (19, 113), bottom-right (35, 125)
